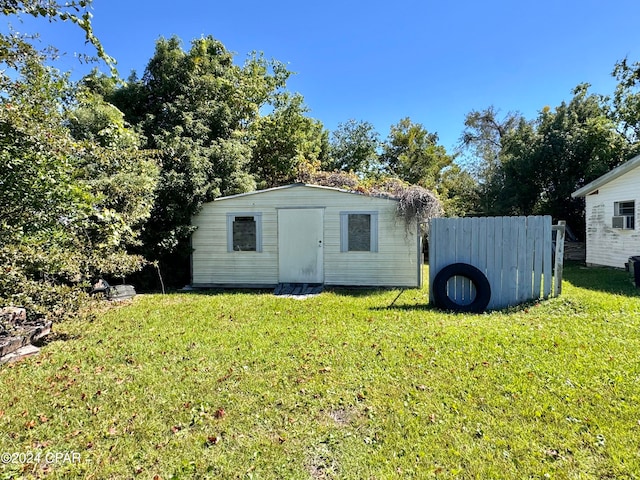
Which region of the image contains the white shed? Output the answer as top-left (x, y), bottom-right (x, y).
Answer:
top-left (571, 154), bottom-right (640, 268)
top-left (190, 184), bottom-right (422, 288)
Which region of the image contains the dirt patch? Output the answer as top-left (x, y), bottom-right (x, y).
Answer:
top-left (326, 408), bottom-right (355, 426)
top-left (306, 444), bottom-right (339, 479)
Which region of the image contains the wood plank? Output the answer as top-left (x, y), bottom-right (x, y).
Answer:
top-left (543, 215), bottom-right (553, 298)
top-left (0, 344), bottom-right (40, 364)
top-left (502, 217), bottom-right (518, 307)
top-left (432, 217), bottom-right (450, 304)
top-left (455, 217), bottom-right (471, 304)
top-left (522, 216), bottom-right (535, 301)
top-left (428, 218), bottom-right (437, 304)
top-left (531, 216), bottom-right (543, 299)
top-left (443, 218), bottom-right (457, 302)
top-left (492, 217), bottom-right (504, 309)
top-left (516, 216), bottom-right (528, 303)
top-left (553, 221), bottom-right (566, 296)
top-left (469, 217), bottom-right (481, 304)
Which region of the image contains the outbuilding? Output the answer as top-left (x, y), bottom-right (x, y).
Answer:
top-left (190, 184), bottom-right (423, 288)
top-left (571, 154), bottom-right (640, 268)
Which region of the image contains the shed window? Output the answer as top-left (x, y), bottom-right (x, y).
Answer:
top-left (227, 213), bottom-right (262, 252)
top-left (340, 212), bottom-right (378, 252)
top-left (613, 201), bottom-right (635, 230)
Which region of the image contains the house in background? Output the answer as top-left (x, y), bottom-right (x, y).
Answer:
top-left (572, 154), bottom-right (640, 268)
top-left (190, 184), bottom-right (422, 288)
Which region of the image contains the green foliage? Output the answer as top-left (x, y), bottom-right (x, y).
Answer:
top-left (461, 85), bottom-right (635, 232)
top-left (437, 164), bottom-right (481, 217)
top-left (103, 36), bottom-right (306, 276)
top-left (0, 62), bottom-right (78, 234)
top-left (249, 93), bottom-right (329, 188)
top-left (0, 30), bottom-right (157, 318)
top-left (459, 107), bottom-right (523, 214)
top-left (325, 119), bottom-right (380, 174)
top-left (1, 0), bottom-right (116, 74)
top-left (68, 91), bottom-right (139, 149)
top-left (611, 57), bottom-right (640, 145)
top-left (380, 117), bottom-right (454, 190)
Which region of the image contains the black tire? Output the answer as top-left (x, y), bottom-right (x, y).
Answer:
top-left (432, 263), bottom-right (491, 313)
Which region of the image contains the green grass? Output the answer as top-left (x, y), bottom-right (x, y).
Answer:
top-left (1, 264), bottom-right (640, 479)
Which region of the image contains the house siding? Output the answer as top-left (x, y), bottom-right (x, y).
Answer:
top-left (584, 166), bottom-right (640, 268)
top-left (191, 185), bottom-right (420, 287)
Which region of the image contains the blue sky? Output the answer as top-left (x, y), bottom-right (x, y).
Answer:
top-left (7, 0), bottom-right (640, 153)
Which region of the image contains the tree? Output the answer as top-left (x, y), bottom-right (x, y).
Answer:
top-left (610, 58), bottom-right (640, 150)
top-left (67, 89), bottom-right (159, 273)
top-left (0, 56), bottom-right (157, 317)
top-left (437, 165), bottom-right (481, 217)
top-left (249, 93), bottom-right (329, 188)
top-left (0, 60), bottom-right (80, 239)
top-left (519, 85), bottom-right (629, 225)
top-left (0, 2), bottom-right (158, 318)
top-left (379, 117), bottom-right (454, 190)
top-left (469, 85), bottom-right (632, 234)
top-left (325, 119), bottom-right (380, 174)
top-left (1, 0), bottom-right (115, 73)
top-left (102, 36), bottom-right (298, 285)
top-left (458, 107), bottom-right (523, 214)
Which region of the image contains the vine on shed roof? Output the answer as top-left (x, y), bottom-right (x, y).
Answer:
top-left (299, 170), bottom-right (443, 232)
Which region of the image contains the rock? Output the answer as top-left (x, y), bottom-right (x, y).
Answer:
top-left (0, 307), bottom-right (51, 364)
top-left (0, 344), bottom-right (40, 364)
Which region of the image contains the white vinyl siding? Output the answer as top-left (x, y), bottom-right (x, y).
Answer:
top-left (191, 185), bottom-right (420, 287)
top-left (584, 167), bottom-right (640, 268)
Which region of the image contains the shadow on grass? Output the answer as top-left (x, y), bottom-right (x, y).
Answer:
top-left (371, 303), bottom-right (435, 312)
top-left (563, 262), bottom-right (640, 296)
top-left (174, 287), bottom-right (274, 296)
top-left (324, 286), bottom-right (408, 298)
top-left (176, 286), bottom-right (416, 299)
top-left (33, 331), bottom-right (80, 347)
top-left (373, 302), bottom-right (540, 314)
top-left (368, 287), bottom-right (436, 312)
top-left (371, 291), bottom-right (547, 315)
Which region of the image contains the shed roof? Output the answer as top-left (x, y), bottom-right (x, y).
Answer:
top-left (213, 183), bottom-right (398, 202)
top-left (572, 154), bottom-right (640, 198)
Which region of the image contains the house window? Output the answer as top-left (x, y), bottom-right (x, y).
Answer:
top-left (227, 213), bottom-right (262, 252)
top-left (340, 212), bottom-right (378, 252)
top-left (613, 201), bottom-right (635, 229)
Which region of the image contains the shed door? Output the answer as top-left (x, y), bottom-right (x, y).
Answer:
top-left (278, 208), bottom-right (324, 283)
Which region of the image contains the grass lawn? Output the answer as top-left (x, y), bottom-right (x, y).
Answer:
top-left (1, 263), bottom-right (640, 479)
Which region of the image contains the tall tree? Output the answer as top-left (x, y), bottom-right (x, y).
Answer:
top-left (67, 89), bottom-right (159, 272)
top-left (325, 119), bottom-right (380, 174)
top-left (437, 165), bottom-right (481, 217)
top-left (1, 0), bottom-right (115, 73)
top-left (518, 85), bottom-right (629, 224)
top-left (0, 56), bottom-right (157, 317)
top-left (379, 117), bottom-right (454, 190)
top-left (611, 57), bottom-right (640, 148)
top-left (249, 93), bottom-right (328, 188)
top-left (458, 107), bottom-right (523, 214)
top-left (473, 85), bottom-right (631, 234)
top-left (103, 36), bottom-right (297, 285)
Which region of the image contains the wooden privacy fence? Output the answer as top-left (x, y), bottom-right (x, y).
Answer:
top-left (428, 216), bottom-right (565, 311)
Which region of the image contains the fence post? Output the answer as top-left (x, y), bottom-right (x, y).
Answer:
top-left (553, 221), bottom-right (566, 296)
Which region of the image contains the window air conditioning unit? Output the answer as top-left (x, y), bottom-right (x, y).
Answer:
top-left (612, 215), bottom-right (633, 229)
